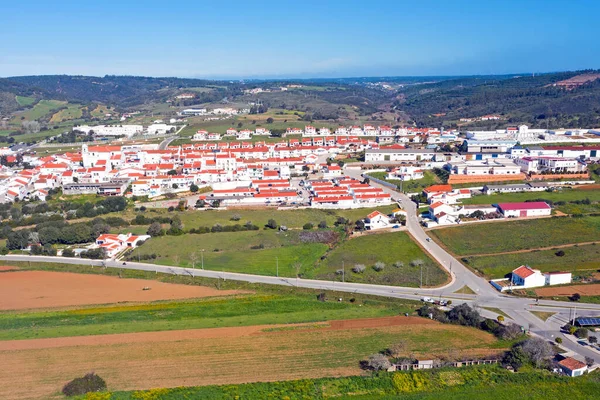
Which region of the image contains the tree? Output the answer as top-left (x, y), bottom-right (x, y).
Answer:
top-left (503, 346), bottom-right (529, 370)
top-left (62, 248), bottom-right (75, 257)
top-left (447, 303), bottom-right (482, 327)
top-left (303, 222), bottom-right (313, 230)
top-left (266, 219), bottom-right (278, 229)
top-left (555, 337), bottom-right (563, 344)
top-left (190, 184), bottom-right (199, 193)
top-left (266, 117), bottom-right (274, 124)
top-left (570, 293), bottom-right (581, 302)
top-left (585, 356), bottom-right (595, 367)
top-left (318, 220), bottom-right (327, 229)
top-left (497, 323), bottom-right (522, 340)
top-left (352, 264), bottom-right (366, 273)
top-left (147, 222), bottom-right (164, 237)
top-left (189, 251), bottom-right (199, 269)
top-left (230, 213), bottom-right (241, 221)
top-left (167, 169), bottom-right (177, 176)
top-left (62, 373), bottom-right (106, 397)
top-left (519, 337), bottom-right (553, 368)
top-left (575, 328), bottom-right (589, 339)
top-left (365, 353), bottom-right (391, 371)
top-left (589, 336), bottom-right (598, 344)
top-left (172, 183), bottom-right (179, 189)
top-left (497, 315), bottom-right (505, 323)
top-left (373, 262), bottom-right (385, 272)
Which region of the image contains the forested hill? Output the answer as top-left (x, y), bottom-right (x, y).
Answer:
top-left (397, 71), bottom-right (600, 128)
top-left (4, 75), bottom-right (242, 107)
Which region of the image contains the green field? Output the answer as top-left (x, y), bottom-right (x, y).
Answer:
top-left (368, 171), bottom-right (440, 193)
top-left (317, 232), bottom-right (447, 287)
top-left (463, 243), bottom-right (600, 278)
top-left (0, 292), bottom-right (417, 341)
top-left (135, 230), bottom-right (329, 276)
top-left (430, 216), bottom-right (600, 256)
top-left (15, 95), bottom-right (36, 106)
top-left (13, 99), bottom-right (66, 121)
top-left (133, 206), bottom-right (397, 230)
top-left (461, 189), bottom-right (600, 206)
top-left (50, 104), bottom-right (83, 122)
top-left (92, 366), bottom-right (600, 400)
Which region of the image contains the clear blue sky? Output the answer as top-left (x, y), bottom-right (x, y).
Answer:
top-left (1, 0), bottom-right (598, 79)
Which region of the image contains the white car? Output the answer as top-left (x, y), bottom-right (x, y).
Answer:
top-left (421, 297), bottom-right (434, 303)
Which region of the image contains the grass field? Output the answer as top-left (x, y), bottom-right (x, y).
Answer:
top-left (15, 95), bottom-right (36, 106)
top-left (49, 104), bottom-right (83, 122)
top-left (13, 99), bottom-right (66, 121)
top-left (134, 230), bottom-right (329, 276)
top-left (316, 232), bottom-right (447, 287)
top-left (462, 243), bottom-right (600, 278)
top-left (461, 189), bottom-right (600, 206)
top-left (430, 216), bottom-right (600, 256)
top-left (91, 104), bottom-right (112, 118)
top-left (102, 367), bottom-right (600, 400)
top-left (368, 171), bottom-right (440, 193)
top-left (129, 206), bottom-right (397, 230)
top-left (0, 292), bottom-right (418, 341)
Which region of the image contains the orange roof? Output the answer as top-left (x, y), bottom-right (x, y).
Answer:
top-left (367, 211), bottom-right (384, 219)
top-left (513, 265), bottom-right (536, 279)
top-left (424, 185), bottom-right (452, 193)
top-left (430, 201), bottom-right (445, 209)
top-left (558, 357), bottom-right (586, 371)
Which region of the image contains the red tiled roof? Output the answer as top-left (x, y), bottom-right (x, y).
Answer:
top-left (513, 265), bottom-right (536, 279)
top-left (558, 357), bottom-right (587, 371)
top-left (498, 202), bottom-right (551, 211)
top-left (424, 185), bottom-right (452, 193)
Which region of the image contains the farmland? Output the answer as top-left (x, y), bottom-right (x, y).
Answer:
top-left (12, 99), bottom-right (66, 121)
top-left (15, 95), bottom-right (36, 107)
top-left (429, 216), bottom-right (600, 256)
top-left (96, 367), bottom-right (600, 400)
top-left (49, 104), bottom-right (83, 122)
top-left (317, 231), bottom-right (447, 287)
top-left (462, 243), bottom-right (600, 279)
top-left (461, 189), bottom-right (600, 206)
top-left (0, 317), bottom-right (504, 399)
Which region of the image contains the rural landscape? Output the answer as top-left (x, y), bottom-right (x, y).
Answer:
top-left (2, 1), bottom-right (600, 399)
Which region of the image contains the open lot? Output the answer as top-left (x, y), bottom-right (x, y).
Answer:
top-left (134, 230), bottom-right (329, 277)
top-left (462, 188), bottom-right (600, 206)
top-left (0, 271), bottom-right (243, 311)
top-left (0, 317), bottom-right (503, 400)
top-left (535, 284), bottom-right (600, 297)
top-left (463, 243), bottom-right (600, 279)
top-left (368, 170), bottom-right (440, 193)
top-left (317, 231), bottom-right (447, 287)
top-left (430, 216), bottom-right (600, 256)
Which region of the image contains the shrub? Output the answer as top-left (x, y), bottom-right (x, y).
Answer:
top-left (62, 248), bottom-right (75, 257)
top-left (303, 222), bottom-right (314, 230)
top-left (373, 261), bottom-right (385, 272)
top-left (393, 261), bottom-right (404, 268)
top-left (589, 336), bottom-right (598, 344)
top-left (575, 327), bottom-right (589, 339)
top-left (555, 337), bottom-right (563, 344)
top-left (266, 219), bottom-right (278, 229)
top-left (230, 213), bottom-right (241, 221)
top-left (497, 315), bottom-right (505, 323)
top-left (570, 293), bottom-right (581, 302)
top-left (352, 264), bottom-right (366, 273)
top-left (62, 373), bottom-right (106, 397)
top-left (318, 220), bottom-right (327, 229)
top-left (555, 250), bottom-right (565, 257)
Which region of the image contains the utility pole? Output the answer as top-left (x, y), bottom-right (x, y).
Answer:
top-left (276, 256), bottom-right (279, 277)
top-left (201, 249), bottom-right (204, 270)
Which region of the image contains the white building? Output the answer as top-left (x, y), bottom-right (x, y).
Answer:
top-left (497, 202), bottom-right (551, 218)
top-left (364, 210), bottom-right (392, 230)
top-left (146, 124), bottom-right (175, 135)
top-left (491, 265), bottom-right (572, 292)
top-left (365, 149), bottom-right (436, 162)
top-left (74, 125), bottom-right (143, 137)
top-left (558, 357), bottom-right (588, 377)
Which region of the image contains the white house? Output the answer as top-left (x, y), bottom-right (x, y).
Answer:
top-left (491, 265), bottom-right (572, 292)
top-left (364, 210), bottom-right (392, 230)
top-left (497, 202), bottom-right (551, 218)
top-left (558, 357), bottom-right (588, 377)
top-left (95, 233), bottom-right (151, 258)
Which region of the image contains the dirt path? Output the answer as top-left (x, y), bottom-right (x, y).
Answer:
top-left (0, 316), bottom-right (433, 351)
top-left (0, 270), bottom-right (247, 311)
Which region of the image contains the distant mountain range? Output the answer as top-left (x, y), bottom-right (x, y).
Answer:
top-left (1, 71), bottom-right (599, 129)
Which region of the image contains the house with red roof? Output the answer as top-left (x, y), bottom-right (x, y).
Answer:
top-left (95, 233), bottom-right (151, 258)
top-left (558, 357), bottom-right (588, 377)
top-left (364, 210), bottom-right (391, 230)
top-left (491, 265), bottom-right (571, 291)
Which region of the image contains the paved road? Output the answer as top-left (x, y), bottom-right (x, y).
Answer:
top-left (158, 124), bottom-right (187, 150)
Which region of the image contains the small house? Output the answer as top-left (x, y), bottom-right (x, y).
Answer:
top-left (364, 211), bottom-right (391, 230)
top-left (558, 357), bottom-right (588, 377)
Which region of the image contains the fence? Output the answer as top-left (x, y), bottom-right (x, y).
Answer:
top-left (392, 359), bottom-right (499, 371)
top-left (363, 174), bottom-right (398, 190)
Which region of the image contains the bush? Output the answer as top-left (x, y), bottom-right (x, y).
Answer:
top-left (352, 264), bottom-right (366, 273)
top-left (62, 373), bottom-right (106, 397)
top-left (555, 250), bottom-right (565, 257)
top-left (318, 220), bottom-right (327, 229)
top-left (555, 337), bottom-right (563, 344)
top-left (570, 293), bottom-right (581, 302)
top-left (373, 261), bottom-right (385, 272)
top-left (575, 327), bottom-right (589, 339)
top-left (393, 261), bottom-right (404, 268)
top-left (497, 315), bottom-right (505, 323)
top-left (266, 219), bottom-right (278, 229)
top-left (589, 336), bottom-right (598, 344)
top-left (62, 248), bottom-right (75, 257)
top-left (303, 222), bottom-right (314, 230)
top-left (230, 213), bottom-right (241, 221)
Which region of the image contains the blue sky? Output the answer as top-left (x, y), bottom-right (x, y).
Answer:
top-left (0, 0), bottom-right (598, 78)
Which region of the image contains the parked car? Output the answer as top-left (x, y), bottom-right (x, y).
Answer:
top-left (421, 297), bottom-right (434, 303)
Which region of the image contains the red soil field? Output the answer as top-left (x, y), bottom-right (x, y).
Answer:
top-left (0, 270), bottom-right (246, 311)
top-left (536, 284), bottom-right (600, 297)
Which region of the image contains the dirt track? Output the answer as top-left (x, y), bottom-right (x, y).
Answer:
top-left (0, 270), bottom-right (245, 310)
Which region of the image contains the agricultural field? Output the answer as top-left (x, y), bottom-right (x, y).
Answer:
top-left (96, 367), bottom-right (600, 400)
top-left (34, 144), bottom-right (83, 156)
top-left (49, 104), bottom-right (83, 122)
top-left (15, 95), bottom-right (36, 107)
top-left (317, 232), bottom-right (447, 287)
top-left (462, 243), bottom-right (600, 279)
top-left (430, 216), bottom-right (600, 256)
top-left (0, 263), bottom-right (512, 400)
top-left (12, 99), bottom-right (67, 121)
top-left (91, 104), bottom-right (113, 118)
top-left (368, 171), bottom-right (441, 193)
